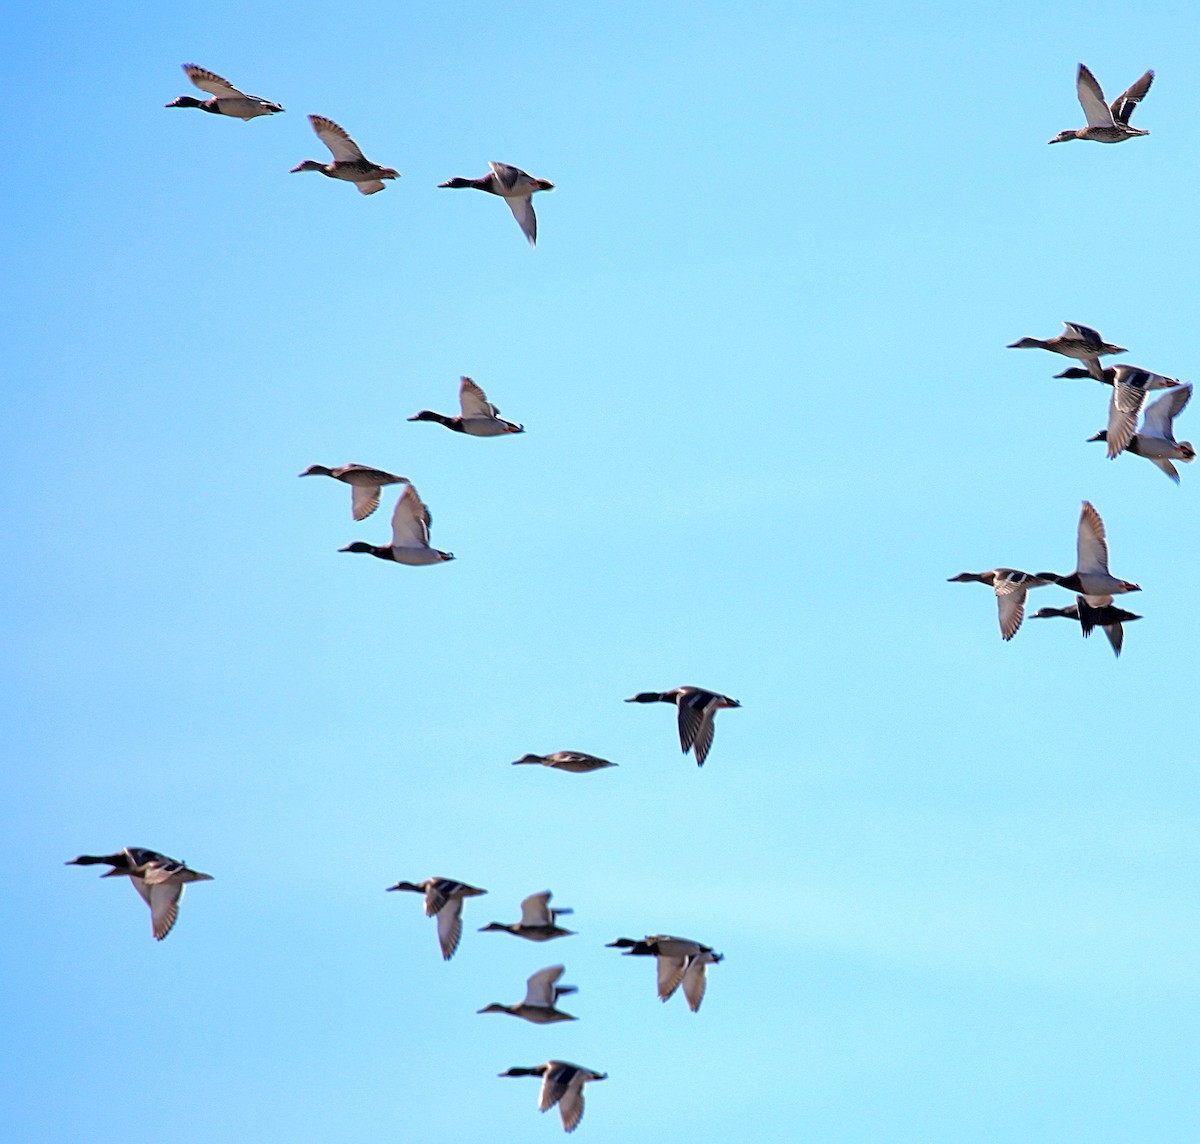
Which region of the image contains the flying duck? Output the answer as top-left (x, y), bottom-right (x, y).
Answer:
top-left (511, 751), bottom-right (618, 773)
top-left (606, 935), bottom-right (723, 1012)
top-left (1031, 596), bottom-right (1142, 658)
top-left (946, 569), bottom-right (1055, 640)
top-left (291, 115), bottom-right (399, 194)
top-left (438, 162), bottom-right (554, 245)
top-left (478, 964), bottom-right (578, 1024)
top-left (1053, 365), bottom-right (1179, 389)
top-left (407, 376), bottom-right (523, 436)
top-left (479, 891), bottom-right (576, 941)
top-left (1049, 64), bottom-right (1154, 144)
top-left (624, 687), bottom-right (740, 767)
top-left (385, 877), bottom-right (487, 961)
top-left (1089, 383), bottom-right (1195, 480)
top-left (499, 1061), bottom-right (606, 1134)
top-left (338, 483), bottom-right (454, 565)
top-left (66, 847), bottom-right (213, 941)
top-left (299, 464), bottom-right (408, 520)
top-left (1007, 322), bottom-right (1126, 380)
top-left (165, 64), bottom-right (283, 119)
top-left (1037, 501), bottom-right (1141, 601)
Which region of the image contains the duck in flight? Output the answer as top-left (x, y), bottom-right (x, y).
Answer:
top-left (438, 162), bottom-right (554, 245)
top-left (624, 687), bottom-right (740, 767)
top-left (1031, 596), bottom-right (1142, 658)
top-left (408, 376), bottom-right (523, 436)
top-left (511, 751), bottom-right (617, 773)
top-left (1037, 501), bottom-right (1141, 601)
top-left (291, 115), bottom-right (399, 194)
top-left (1007, 322), bottom-right (1126, 380)
top-left (1088, 383), bottom-right (1194, 480)
top-left (606, 935), bottom-right (723, 1012)
top-left (499, 1061), bottom-right (606, 1134)
top-left (166, 64), bottom-right (283, 119)
top-left (66, 847), bottom-right (213, 940)
top-left (478, 964), bottom-right (578, 1024)
top-left (385, 877), bottom-right (486, 960)
top-left (479, 891), bottom-right (575, 941)
top-left (1049, 64), bottom-right (1154, 144)
top-left (338, 484), bottom-right (454, 565)
top-left (946, 569), bottom-right (1054, 641)
top-left (299, 464), bottom-right (408, 520)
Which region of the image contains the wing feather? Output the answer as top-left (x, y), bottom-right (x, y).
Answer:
top-left (1076, 65), bottom-right (1116, 128)
top-left (390, 484), bottom-right (432, 549)
top-left (184, 65), bottom-right (245, 100)
top-left (309, 115), bottom-right (366, 162)
top-left (1076, 502), bottom-right (1110, 575)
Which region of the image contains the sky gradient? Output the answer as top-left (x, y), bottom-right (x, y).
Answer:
top-left (4, 2), bottom-right (1199, 1140)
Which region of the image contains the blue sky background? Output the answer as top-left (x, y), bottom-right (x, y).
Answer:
top-left (4, 1), bottom-right (1199, 1140)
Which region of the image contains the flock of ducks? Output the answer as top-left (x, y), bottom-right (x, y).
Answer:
top-left (72, 56), bottom-right (1183, 1135)
top-left (70, 65), bottom-right (746, 1133)
top-left (166, 65), bottom-right (554, 242)
top-left (948, 65), bottom-right (1188, 656)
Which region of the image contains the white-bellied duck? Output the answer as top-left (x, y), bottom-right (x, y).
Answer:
top-left (946, 569), bottom-right (1054, 641)
top-left (438, 162), bottom-right (554, 245)
top-left (478, 964), bottom-right (578, 1024)
top-left (1089, 382), bottom-right (1194, 479)
top-left (499, 1061), bottom-right (606, 1133)
top-left (624, 687), bottom-right (740, 767)
top-left (479, 891), bottom-right (575, 941)
top-left (166, 64), bottom-right (283, 119)
top-left (408, 376), bottom-right (523, 436)
top-left (299, 464), bottom-right (408, 520)
top-left (385, 877), bottom-right (486, 961)
top-left (606, 935), bottom-right (723, 1012)
top-left (338, 484), bottom-right (454, 565)
top-left (291, 115), bottom-right (399, 194)
top-left (1037, 501), bottom-right (1141, 600)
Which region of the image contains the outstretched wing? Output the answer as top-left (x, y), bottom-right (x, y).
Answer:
top-left (184, 65), bottom-right (246, 100)
top-left (1111, 70), bottom-right (1154, 124)
top-left (1075, 65), bottom-right (1115, 128)
top-left (504, 196), bottom-right (538, 245)
top-left (459, 377), bottom-right (500, 419)
top-left (993, 578), bottom-right (1028, 642)
top-left (309, 115), bottom-right (366, 162)
top-left (1106, 368), bottom-right (1153, 458)
top-left (435, 898), bottom-right (464, 960)
top-left (656, 953), bottom-right (689, 1001)
top-left (1076, 501), bottom-right (1110, 575)
top-left (390, 484), bottom-right (432, 549)
top-left (1140, 383), bottom-right (1191, 441)
top-left (1062, 321), bottom-right (1105, 349)
top-left (523, 964), bottom-right (565, 1007)
top-left (520, 892), bottom-right (554, 927)
top-left (488, 162), bottom-right (524, 192)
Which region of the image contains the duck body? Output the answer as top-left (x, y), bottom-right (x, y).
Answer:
top-left (67, 847), bottom-right (213, 940)
top-left (1037, 501), bottom-right (1140, 601)
top-left (386, 877), bottom-right (487, 960)
top-left (1032, 596), bottom-right (1142, 657)
top-left (624, 687), bottom-right (740, 767)
top-left (499, 1060), bottom-right (606, 1133)
top-left (291, 115), bottom-right (398, 194)
top-left (511, 751), bottom-right (617, 773)
top-left (339, 484), bottom-right (454, 565)
top-left (607, 935), bottom-right (723, 1011)
top-left (299, 464), bottom-right (408, 521)
top-left (1049, 64), bottom-right (1153, 144)
top-left (166, 64), bottom-right (283, 119)
top-left (439, 162), bottom-right (554, 245)
top-left (947, 568), bottom-right (1054, 640)
top-left (479, 891), bottom-right (576, 941)
top-left (408, 377), bottom-right (523, 436)
top-left (478, 964), bottom-right (578, 1024)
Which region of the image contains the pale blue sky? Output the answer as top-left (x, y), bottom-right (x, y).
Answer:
top-left (4, 2), bottom-right (1199, 1141)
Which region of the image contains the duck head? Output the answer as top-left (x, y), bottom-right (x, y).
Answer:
top-left (299, 465), bottom-right (333, 477)
top-left (165, 96), bottom-right (207, 110)
top-left (1048, 130), bottom-right (1079, 144)
top-left (290, 160), bottom-right (327, 174)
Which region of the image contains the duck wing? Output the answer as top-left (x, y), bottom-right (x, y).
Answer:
top-left (146, 881), bottom-right (184, 941)
top-left (524, 965), bottom-right (565, 1007)
top-left (1075, 65), bottom-right (1116, 128)
top-left (459, 377), bottom-right (500, 419)
top-left (556, 1077), bottom-right (587, 1133)
top-left (488, 162), bottom-right (526, 193)
top-left (538, 1065), bottom-right (572, 1112)
top-left (520, 892), bottom-right (554, 927)
top-left (184, 65), bottom-right (247, 100)
top-left (1140, 383), bottom-right (1191, 442)
top-left (351, 483), bottom-right (382, 521)
top-left (390, 484), bottom-right (432, 549)
top-left (1148, 457), bottom-right (1181, 483)
top-left (435, 898), bottom-right (464, 960)
top-left (355, 180), bottom-right (386, 195)
top-left (1062, 321), bottom-right (1106, 349)
top-left (1111, 70), bottom-right (1154, 124)
top-left (681, 952), bottom-right (716, 1012)
top-left (1076, 501), bottom-right (1111, 575)
top-left (1106, 368), bottom-right (1153, 458)
top-left (309, 116), bottom-right (366, 162)
top-left (504, 196), bottom-right (538, 245)
top-left (656, 952), bottom-right (689, 1001)
top-left (993, 577), bottom-right (1028, 642)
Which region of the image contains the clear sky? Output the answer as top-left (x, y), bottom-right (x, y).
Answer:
top-left (4, 1), bottom-right (1199, 1140)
